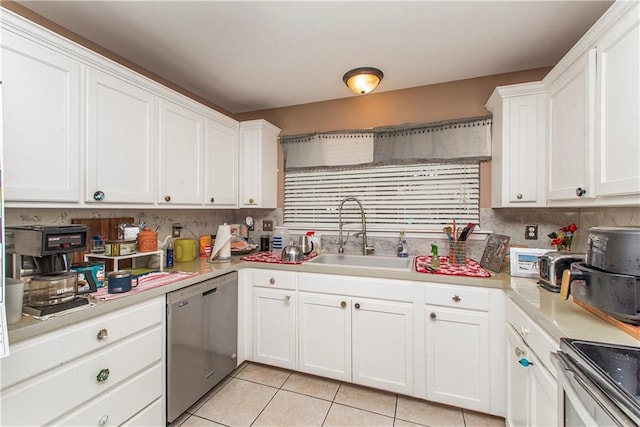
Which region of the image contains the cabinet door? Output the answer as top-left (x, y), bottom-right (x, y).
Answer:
top-left (352, 298), bottom-right (413, 394)
top-left (594, 6), bottom-right (640, 198)
top-left (253, 288), bottom-right (296, 370)
top-left (205, 119), bottom-right (238, 207)
top-left (547, 51), bottom-right (595, 202)
top-left (298, 293), bottom-right (351, 381)
top-left (239, 125), bottom-right (261, 207)
top-left (159, 99), bottom-right (204, 205)
top-left (529, 353), bottom-right (557, 427)
top-left (86, 69), bottom-right (156, 204)
top-left (506, 328), bottom-right (531, 427)
top-left (2, 30), bottom-right (81, 202)
top-left (425, 305), bottom-right (490, 412)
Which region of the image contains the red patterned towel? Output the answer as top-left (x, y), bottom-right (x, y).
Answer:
top-left (415, 255), bottom-right (491, 277)
top-left (240, 251), bottom-right (317, 265)
top-left (90, 271), bottom-right (200, 301)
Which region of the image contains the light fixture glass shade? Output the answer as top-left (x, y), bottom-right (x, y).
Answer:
top-left (343, 67), bottom-right (384, 94)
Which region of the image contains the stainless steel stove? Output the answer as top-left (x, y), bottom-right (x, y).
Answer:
top-left (552, 338), bottom-right (640, 426)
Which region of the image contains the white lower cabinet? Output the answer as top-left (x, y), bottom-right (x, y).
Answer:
top-left (251, 270), bottom-right (298, 370)
top-left (0, 297), bottom-right (165, 426)
top-left (506, 327), bottom-right (557, 427)
top-left (424, 283), bottom-right (505, 416)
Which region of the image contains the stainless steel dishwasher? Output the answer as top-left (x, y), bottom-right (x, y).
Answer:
top-left (167, 271), bottom-right (238, 423)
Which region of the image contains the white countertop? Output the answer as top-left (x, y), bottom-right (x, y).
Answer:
top-left (7, 256), bottom-right (639, 348)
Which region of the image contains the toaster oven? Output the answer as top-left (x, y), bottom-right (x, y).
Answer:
top-left (538, 251), bottom-right (585, 292)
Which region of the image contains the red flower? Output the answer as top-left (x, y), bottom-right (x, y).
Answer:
top-left (568, 223), bottom-right (578, 232)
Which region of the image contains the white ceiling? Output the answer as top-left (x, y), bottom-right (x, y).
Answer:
top-left (16, 1), bottom-right (613, 114)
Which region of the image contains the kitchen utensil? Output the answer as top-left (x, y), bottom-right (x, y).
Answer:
top-left (443, 227), bottom-right (464, 264)
top-left (281, 244), bottom-right (303, 262)
top-left (174, 238), bottom-right (197, 262)
top-left (458, 223), bottom-right (476, 241)
top-left (107, 270), bottom-right (139, 294)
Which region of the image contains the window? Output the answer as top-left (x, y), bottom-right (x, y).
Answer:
top-left (284, 162), bottom-right (479, 232)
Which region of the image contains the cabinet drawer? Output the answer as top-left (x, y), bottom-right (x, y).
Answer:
top-left (122, 397), bottom-right (164, 427)
top-left (0, 326), bottom-right (162, 426)
top-left (1, 297), bottom-right (163, 389)
top-left (299, 273), bottom-right (413, 302)
top-left (425, 283), bottom-right (489, 311)
top-left (253, 270), bottom-right (296, 290)
top-left (506, 298), bottom-right (559, 375)
top-left (54, 363), bottom-right (162, 426)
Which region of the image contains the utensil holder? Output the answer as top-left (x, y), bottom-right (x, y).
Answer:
top-left (449, 241), bottom-right (467, 265)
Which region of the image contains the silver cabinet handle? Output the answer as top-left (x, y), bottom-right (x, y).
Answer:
top-left (93, 190), bottom-right (105, 201)
top-left (516, 193), bottom-right (523, 200)
top-left (576, 187), bottom-right (587, 197)
top-left (515, 347), bottom-right (525, 357)
top-left (98, 415), bottom-right (109, 425)
top-left (284, 295), bottom-right (291, 303)
top-left (97, 328), bottom-right (108, 340)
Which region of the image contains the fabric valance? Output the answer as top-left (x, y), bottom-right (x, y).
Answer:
top-left (280, 115), bottom-right (492, 170)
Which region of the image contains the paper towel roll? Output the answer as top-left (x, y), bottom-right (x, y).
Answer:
top-left (210, 223), bottom-right (232, 260)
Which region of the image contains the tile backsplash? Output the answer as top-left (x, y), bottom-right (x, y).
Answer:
top-left (6, 206), bottom-right (639, 260)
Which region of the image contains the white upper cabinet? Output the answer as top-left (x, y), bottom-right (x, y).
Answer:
top-left (239, 120), bottom-right (281, 208)
top-left (1, 27), bottom-right (81, 203)
top-left (546, 51), bottom-right (595, 202)
top-left (544, 1), bottom-right (639, 206)
top-left (86, 69), bottom-right (157, 204)
top-left (594, 5), bottom-right (640, 199)
top-left (486, 83), bottom-right (547, 207)
top-left (205, 119), bottom-right (239, 208)
top-left (158, 99), bottom-right (205, 205)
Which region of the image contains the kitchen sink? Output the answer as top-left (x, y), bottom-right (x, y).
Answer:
top-left (304, 253), bottom-right (413, 271)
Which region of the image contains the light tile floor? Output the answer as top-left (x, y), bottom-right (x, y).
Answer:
top-left (172, 362), bottom-right (506, 427)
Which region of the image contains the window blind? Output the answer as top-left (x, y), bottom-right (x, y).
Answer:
top-left (284, 163), bottom-right (479, 231)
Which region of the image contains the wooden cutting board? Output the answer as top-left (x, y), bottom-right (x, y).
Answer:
top-left (573, 297), bottom-right (640, 340)
top-left (71, 217), bottom-right (134, 269)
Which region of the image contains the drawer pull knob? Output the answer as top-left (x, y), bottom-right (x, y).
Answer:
top-left (575, 187), bottom-right (587, 197)
top-left (284, 295), bottom-right (291, 303)
top-left (519, 358), bottom-right (533, 368)
top-left (516, 193), bottom-right (523, 200)
top-left (97, 328), bottom-right (108, 340)
top-left (515, 347), bottom-right (525, 357)
top-left (165, 195), bottom-right (171, 202)
top-left (96, 368), bottom-right (110, 382)
top-left (518, 326), bottom-right (530, 337)
top-left (98, 415), bottom-right (109, 425)
top-left (354, 303), bottom-right (360, 309)
top-left (249, 198), bottom-right (255, 204)
top-left (430, 312), bottom-right (437, 319)
top-left (340, 301), bottom-right (347, 308)
top-left (269, 278), bottom-right (276, 285)
top-left (452, 295), bottom-right (461, 303)
top-left (93, 190), bottom-right (105, 201)
top-left (210, 197), bottom-right (215, 203)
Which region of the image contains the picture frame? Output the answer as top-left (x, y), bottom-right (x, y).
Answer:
top-left (480, 233), bottom-right (511, 272)
top-left (509, 247), bottom-right (550, 278)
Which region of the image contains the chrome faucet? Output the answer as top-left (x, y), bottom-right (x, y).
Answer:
top-left (337, 197), bottom-right (374, 255)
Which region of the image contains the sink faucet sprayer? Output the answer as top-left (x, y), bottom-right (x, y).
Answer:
top-left (337, 197), bottom-right (374, 255)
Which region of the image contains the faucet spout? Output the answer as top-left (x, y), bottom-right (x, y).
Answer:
top-left (337, 197), bottom-right (374, 255)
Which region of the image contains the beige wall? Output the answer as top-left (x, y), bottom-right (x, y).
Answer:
top-left (236, 68), bottom-right (551, 208)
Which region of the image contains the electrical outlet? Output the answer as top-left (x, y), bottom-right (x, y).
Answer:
top-left (263, 220), bottom-right (273, 231)
top-left (525, 224), bottom-right (538, 240)
top-left (172, 223), bottom-right (181, 238)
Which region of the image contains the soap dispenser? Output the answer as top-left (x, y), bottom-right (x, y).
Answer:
top-left (396, 230), bottom-right (408, 258)
top-left (430, 244), bottom-right (440, 269)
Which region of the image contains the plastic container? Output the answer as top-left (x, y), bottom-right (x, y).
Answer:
top-left (199, 235), bottom-right (212, 258)
top-left (5, 278), bottom-right (24, 324)
top-left (271, 227), bottom-right (290, 257)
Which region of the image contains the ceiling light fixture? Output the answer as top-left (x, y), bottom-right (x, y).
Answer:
top-left (343, 67), bottom-right (384, 95)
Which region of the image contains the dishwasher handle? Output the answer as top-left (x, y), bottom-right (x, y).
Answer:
top-left (203, 287), bottom-right (218, 297)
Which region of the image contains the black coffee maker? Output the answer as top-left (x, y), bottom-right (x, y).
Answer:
top-left (6, 225), bottom-right (90, 316)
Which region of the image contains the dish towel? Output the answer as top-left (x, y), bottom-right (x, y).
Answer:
top-left (90, 271), bottom-right (200, 301)
top-left (414, 255), bottom-right (491, 277)
top-left (240, 251), bottom-right (318, 265)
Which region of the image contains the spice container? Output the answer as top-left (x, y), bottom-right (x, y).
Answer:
top-left (105, 239), bottom-right (137, 256)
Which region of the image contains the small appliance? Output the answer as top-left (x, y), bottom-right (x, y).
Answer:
top-left (6, 224), bottom-right (90, 316)
top-left (565, 226), bottom-right (640, 324)
top-left (537, 251), bottom-right (585, 292)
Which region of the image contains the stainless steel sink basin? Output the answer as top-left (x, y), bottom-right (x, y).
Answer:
top-left (304, 253), bottom-right (413, 271)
